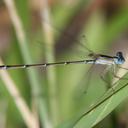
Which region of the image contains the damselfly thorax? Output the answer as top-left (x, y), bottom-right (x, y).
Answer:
top-left (88, 52), bottom-right (125, 65)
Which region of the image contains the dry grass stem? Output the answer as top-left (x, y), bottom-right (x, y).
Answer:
top-left (0, 58), bottom-right (39, 128)
top-left (39, 0), bottom-right (59, 126)
top-left (4, 0), bottom-right (40, 127)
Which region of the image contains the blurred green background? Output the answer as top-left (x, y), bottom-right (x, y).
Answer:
top-left (0, 0), bottom-right (128, 128)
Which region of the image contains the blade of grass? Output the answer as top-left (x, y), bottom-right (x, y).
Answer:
top-left (73, 82), bottom-right (128, 127)
top-left (0, 58), bottom-right (38, 128)
top-left (40, 0), bottom-right (59, 126)
top-left (4, 0), bottom-right (51, 128)
top-left (57, 74), bottom-right (128, 128)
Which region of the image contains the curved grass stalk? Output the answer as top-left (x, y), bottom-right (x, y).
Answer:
top-left (73, 82), bottom-right (128, 127)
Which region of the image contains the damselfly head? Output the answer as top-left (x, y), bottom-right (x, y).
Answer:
top-left (115, 52), bottom-right (125, 64)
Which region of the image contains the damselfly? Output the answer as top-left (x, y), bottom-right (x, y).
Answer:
top-left (0, 51), bottom-right (125, 70)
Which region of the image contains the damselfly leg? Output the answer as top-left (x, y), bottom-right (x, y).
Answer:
top-left (100, 62), bottom-right (128, 92)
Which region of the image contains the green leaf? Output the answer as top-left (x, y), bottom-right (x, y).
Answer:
top-left (57, 77), bottom-right (128, 128)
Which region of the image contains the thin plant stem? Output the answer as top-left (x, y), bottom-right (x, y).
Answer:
top-left (0, 58), bottom-right (38, 128)
top-left (4, 0), bottom-right (51, 128)
top-left (40, 0), bottom-right (59, 126)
